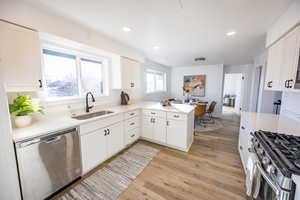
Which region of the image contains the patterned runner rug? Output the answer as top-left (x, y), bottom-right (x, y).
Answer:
top-left (58, 143), bottom-right (159, 200)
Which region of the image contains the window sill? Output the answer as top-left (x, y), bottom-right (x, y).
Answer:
top-left (44, 95), bottom-right (109, 106)
top-left (146, 90), bottom-right (167, 94)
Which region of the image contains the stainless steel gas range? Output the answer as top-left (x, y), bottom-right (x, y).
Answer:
top-left (250, 131), bottom-right (300, 200)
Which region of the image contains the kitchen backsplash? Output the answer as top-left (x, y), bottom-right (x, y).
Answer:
top-left (281, 91), bottom-right (300, 122)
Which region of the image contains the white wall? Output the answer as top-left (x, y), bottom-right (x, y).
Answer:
top-left (143, 59), bottom-right (172, 101)
top-left (171, 65), bottom-right (224, 115)
top-left (224, 64), bottom-right (254, 112)
top-left (0, 77), bottom-right (21, 199)
top-left (266, 0), bottom-right (300, 47)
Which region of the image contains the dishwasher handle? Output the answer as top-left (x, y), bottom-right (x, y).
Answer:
top-left (16, 127), bottom-right (78, 148)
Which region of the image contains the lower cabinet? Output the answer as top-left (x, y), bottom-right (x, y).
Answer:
top-left (166, 119), bottom-right (186, 149)
top-left (80, 121), bottom-right (124, 174)
top-left (106, 122), bottom-right (124, 157)
top-left (142, 116), bottom-right (155, 139)
top-left (153, 118), bottom-right (167, 143)
top-left (142, 116), bottom-right (166, 143)
top-left (142, 109), bottom-right (194, 151)
top-left (81, 128), bottom-right (107, 174)
top-left (238, 117), bottom-right (254, 172)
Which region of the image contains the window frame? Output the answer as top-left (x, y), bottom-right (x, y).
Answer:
top-left (41, 43), bottom-right (109, 103)
top-left (146, 69), bottom-right (167, 94)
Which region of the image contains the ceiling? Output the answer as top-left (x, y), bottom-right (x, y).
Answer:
top-left (24, 0), bottom-right (293, 67)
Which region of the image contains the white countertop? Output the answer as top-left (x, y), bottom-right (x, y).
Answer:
top-left (241, 112), bottom-right (300, 136)
top-left (12, 102), bottom-right (194, 142)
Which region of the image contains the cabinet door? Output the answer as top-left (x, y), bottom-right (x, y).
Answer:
top-left (107, 122), bottom-right (124, 157)
top-left (121, 57), bottom-right (141, 89)
top-left (281, 27), bottom-right (300, 90)
top-left (265, 41), bottom-right (283, 90)
top-left (0, 21), bottom-right (42, 91)
top-left (153, 117), bottom-right (167, 143)
top-left (80, 129), bottom-right (107, 174)
top-left (142, 116), bottom-right (154, 139)
top-left (166, 119), bottom-right (187, 149)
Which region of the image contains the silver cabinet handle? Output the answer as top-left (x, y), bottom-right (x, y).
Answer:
top-left (130, 113), bottom-right (135, 116)
top-left (239, 146), bottom-right (243, 150)
top-left (130, 122), bottom-right (135, 126)
top-left (166, 121), bottom-right (169, 126)
top-left (174, 115), bottom-right (179, 118)
top-left (131, 134), bottom-right (135, 138)
top-left (241, 126), bottom-right (245, 130)
top-left (151, 112), bottom-right (156, 115)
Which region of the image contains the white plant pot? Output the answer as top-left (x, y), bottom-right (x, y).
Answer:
top-left (15, 115), bottom-right (32, 128)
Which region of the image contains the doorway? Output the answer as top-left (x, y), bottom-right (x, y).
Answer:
top-left (223, 73), bottom-right (243, 115)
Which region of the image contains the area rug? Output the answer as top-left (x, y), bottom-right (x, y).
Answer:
top-left (194, 117), bottom-right (224, 132)
top-left (58, 144), bottom-right (159, 200)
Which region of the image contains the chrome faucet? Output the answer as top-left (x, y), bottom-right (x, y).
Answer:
top-left (85, 92), bottom-right (95, 113)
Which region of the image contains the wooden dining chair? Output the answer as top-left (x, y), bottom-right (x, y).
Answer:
top-left (194, 104), bottom-right (207, 127)
top-left (205, 101), bottom-right (217, 123)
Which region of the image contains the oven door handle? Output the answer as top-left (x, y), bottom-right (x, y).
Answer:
top-left (255, 162), bottom-right (281, 197)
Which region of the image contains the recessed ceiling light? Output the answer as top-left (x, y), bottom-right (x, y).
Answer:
top-left (226, 31), bottom-right (236, 36)
top-left (122, 27), bottom-right (131, 32)
top-left (153, 46), bottom-right (160, 50)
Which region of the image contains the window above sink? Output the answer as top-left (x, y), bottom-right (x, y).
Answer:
top-left (41, 43), bottom-right (109, 102)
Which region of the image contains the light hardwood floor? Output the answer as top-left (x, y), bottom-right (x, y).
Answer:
top-left (118, 113), bottom-right (247, 200)
top-left (54, 113), bottom-right (247, 200)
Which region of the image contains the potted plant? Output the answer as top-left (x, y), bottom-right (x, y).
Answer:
top-left (9, 94), bottom-right (44, 128)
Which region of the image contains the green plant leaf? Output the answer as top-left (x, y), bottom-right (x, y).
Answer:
top-left (9, 94), bottom-right (44, 116)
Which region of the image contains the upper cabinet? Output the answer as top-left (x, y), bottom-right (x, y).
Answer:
top-left (112, 56), bottom-right (141, 90)
top-left (265, 25), bottom-right (300, 92)
top-left (0, 21), bottom-right (43, 92)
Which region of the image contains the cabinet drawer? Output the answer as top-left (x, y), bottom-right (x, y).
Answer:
top-left (126, 128), bottom-right (140, 145)
top-left (80, 114), bottom-right (123, 135)
top-left (167, 112), bottom-right (187, 120)
top-left (143, 109), bottom-right (166, 118)
top-left (124, 109), bottom-right (140, 119)
top-left (125, 116), bottom-right (140, 131)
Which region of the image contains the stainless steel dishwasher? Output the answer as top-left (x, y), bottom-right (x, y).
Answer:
top-left (15, 127), bottom-right (82, 200)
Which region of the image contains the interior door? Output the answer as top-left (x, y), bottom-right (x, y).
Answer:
top-left (81, 128), bottom-right (107, 174)
top-left (167, 119), bottom-right (186, 148)
top-left (153, 117), bottom-right (167, 143)
top-left (142, 116), bottom-right (153, 139)
top-left (107, 122), bottom-right (124, 157)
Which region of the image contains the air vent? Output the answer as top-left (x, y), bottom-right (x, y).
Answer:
top-left (194, 57), bottom-right (206, 62)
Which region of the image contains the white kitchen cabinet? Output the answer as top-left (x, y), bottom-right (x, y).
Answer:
top-left (142, 109), bottom-right (194, 152)
top-left (166, 119), bottom-right (187, 149)
top-left (238, 116), bottom-right (255, 173)
top-left (265, 25), bottom-right (300, 91)
top-left (112, 57), bottom-right (141, 89)
top-left (81, 128), bottom-right (107, 174)
top-left (142, 112), bottom-right (166, 143)
top-left (153, 117), bottom-right (167, 143)
top-left (0, 20), bottom-right (43, 92)
top-left (265, 40), bottom-right (283, 90)
top-left (142, 116), bottom-right (154, 140)
top-left (106, 122), bottom-right (124, 157)
top-left (124, 115), bottom-right (140, 146)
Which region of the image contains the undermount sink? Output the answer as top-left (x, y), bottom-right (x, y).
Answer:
top-left (72, 110), bottom-right (114, 120)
